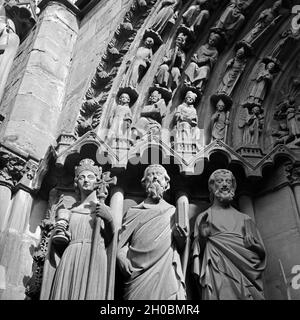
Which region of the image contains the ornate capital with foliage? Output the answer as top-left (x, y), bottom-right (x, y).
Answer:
top-left (285, 163), bottom-right (300, 185)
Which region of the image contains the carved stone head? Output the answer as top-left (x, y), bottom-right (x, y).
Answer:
top-left (236, 47), bottom-right (245, 58)
top-left (216, 99), bottom-right (225, 111)
top-left (141, 164), bottom-right (170, 201)
top-left (144, 36), bottom-right (154, 48)
top-left (208, 32), bottom-right (221, 47)
top-left (208, 169), bottom-right (237, 204)
top-left (118, 93), bottom-right (131, 106)
top-left (185, 91), bottom-right (197, 105)
top-left (175, 32), bottom-right (188, 48)
top-left (74, 159), bottom-right (101, 199)
top-left (149, 90), bottom-right (162, 104)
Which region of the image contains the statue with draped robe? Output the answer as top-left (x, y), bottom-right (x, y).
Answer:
top-left (40, 159), bottom-right (116, 300)
top-left (117, 164), bottom-right (187, 300)
top-left (192, 169), bottom-right (266, 300)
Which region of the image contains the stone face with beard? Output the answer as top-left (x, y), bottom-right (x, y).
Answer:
top-left (210, 171), bottom-right (235, 204)
top-left (192, 169), bottom-right (267, 300)
top-left (144, 166), bottom-right (168, 202)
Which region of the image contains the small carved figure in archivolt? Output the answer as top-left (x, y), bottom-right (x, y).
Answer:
top-left (155, 32), bottom-right (187, 91)
top-left (132, 89), bottom-right (167, 138)
top-left (211, 99), bottom-right (230, 142)
top-left (239, 1), bottom-right (283, 49)
top-left (217, 47), bottom-right (247, 96)
top-left (239, 106), bottom-right (264, 146)
top-left (122, 36), bottom-right (154, 89)
top-left (244, 59), bottom-right (279, 108)
top-left (149, 0), bottom-right (182, 36)
top-left (182, 0), bottom-right (210, 33)
top-left (184, 32), bottom-right (221, 93)
top-left (107, 92), bottom-right (133, 142)
top-left (173, 91), bottom-right (201, 148)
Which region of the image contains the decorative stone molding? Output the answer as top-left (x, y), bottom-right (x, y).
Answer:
top-left (25, 218), bottom-right (55, 299)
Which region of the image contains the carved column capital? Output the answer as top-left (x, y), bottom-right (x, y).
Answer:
top-left (0, 148), bottom-right (39, 191)
top-left (285, 163), bottom-right (300, 185)
top-left (0, 150), bottom-right (26, 188)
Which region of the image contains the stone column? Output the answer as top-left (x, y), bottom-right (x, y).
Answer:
top-left (0, 183), bottom-right (12, 232)
top-left (286, 164), bottom-right (300, 218)
top-left (176, 191), bottom-right (190, 277)
top-left (109, 186), bottom-right (124, 232)
top-left (0, 0), bottom-right (79, 159)
top-left (7, 188), bottom-right (33, 233)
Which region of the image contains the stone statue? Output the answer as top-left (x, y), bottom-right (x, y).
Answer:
top-left (240, 1), bottom-right (282, 48)
top-left (239, 106), bottom-right (264, 146)
top-left (155, 32), bottom-right (187, 91)
top-left (117, 164), bottom-right (187, 300)
top-left (173, 90), bottom-right (201, 145)
top-left (133, 89), bottom-right (167, 137)
top-left (149, 0), bottom-right (182, 35)
top-left (182, 0), bottom-right (210, 32)
top-left (244, 60), bottom-right (278, 107)
top-left (286, 98), bottom-right (300, 141)
top-left (122, 36), bottom-right (154, 89)
top-left (192, 169), bottom-right (266, 300)
top-left (217, 47), bottom-right (247, 96)
top-left (0, 4), bottom-right (20, 103)
top-left (214, 0), bottom-right (246, 41)
top-left (107, 92), bottom-right (132, 141)
top-left (40, 159), bottom-right (116, 300)
top-left (184, 32), bottom-right (220, 93)
top-left (211, 99), bottom-right (229, 141)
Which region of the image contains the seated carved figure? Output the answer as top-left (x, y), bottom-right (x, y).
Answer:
top-left (184, 32), bottom-right (220, 93)
top-left (132, 89), bottom-right (167, 137)
top-left (40, 159), bottom-right (116, 300)
top-left (182, 0), bottom-right (210, 32)
top-left (155, 32), bottom-right (187, 91)
top-left (117, 164), bottom-right (187, 300)
top-left (192, 169), bottom-right (266, 300)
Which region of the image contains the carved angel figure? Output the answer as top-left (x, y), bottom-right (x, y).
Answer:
top-left (245, 61), bottom-right (277, 107)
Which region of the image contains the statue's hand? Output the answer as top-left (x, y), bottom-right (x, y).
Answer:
top-left (199, 222), bottom-right (211, 238)
top-left (95, 203), bottom-right (112, 221)
top-left (173, 224), bottom-right (188, 239)
top-left (117, 256), bottom-right (133, 278)
top-left (199, 213), bottom-right (211, 238)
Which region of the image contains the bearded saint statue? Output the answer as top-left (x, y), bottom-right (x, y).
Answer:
top-left (117, 164), bottom-right (187, 300)
top-left (192, 169), bottom-right (266, 300)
